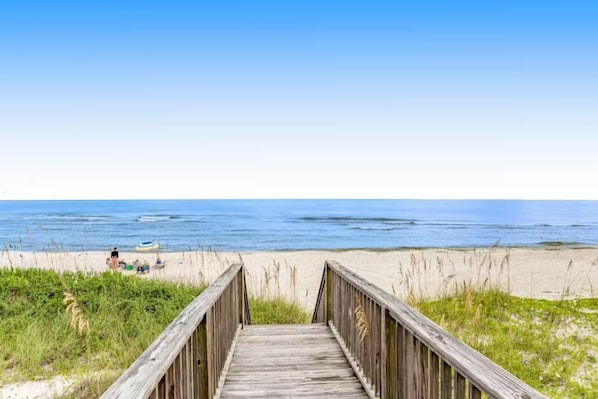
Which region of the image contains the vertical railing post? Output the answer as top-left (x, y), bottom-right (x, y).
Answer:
top-left (207, 310), bottom-right (215, 399)
top-left (386, 311), bottom-right (397, 399)
top-left (325, 263), bottom-right (332, 325)
top-left (380, 306), bottom-right (387, 398)
top-left (197, 317), bottom-right (209, 399)
top-left (237, 267), bottom-right (245, 326)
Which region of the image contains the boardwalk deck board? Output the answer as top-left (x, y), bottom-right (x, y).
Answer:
top-left (219, 324), bottom-right (368, 398)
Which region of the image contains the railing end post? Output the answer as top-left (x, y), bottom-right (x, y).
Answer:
top-left (325, 263), bottom-right (332, 326)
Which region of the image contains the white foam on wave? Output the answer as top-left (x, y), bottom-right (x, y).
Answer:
top-left (137, 216), bottom-right (172, 222)
top-left (352, 226), bottom-right (399, 231)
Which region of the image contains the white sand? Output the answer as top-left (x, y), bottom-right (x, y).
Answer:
top-left (0, 376), bottom-right (74, 399)
top-left (2, 247), bottom-right (598, 311)
top-left (1, 247), bottom-right (598, 398)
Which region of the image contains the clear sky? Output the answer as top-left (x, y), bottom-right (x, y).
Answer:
top-left (1, 1), bottom-right (597, 200)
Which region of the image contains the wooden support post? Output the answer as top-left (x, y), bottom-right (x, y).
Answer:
top-left (237, 270), bottom-right (244, 326)
top-left (197, 317), bottom-right (209, 399)
top-left (469, 382), bottom-right (482, 399)
top-left (455, 372), bottom-right (466, 398)
top-left (326, 265), bottom-right (332, 325)
top-left (380, 306), bottom-right (387, 398)
top-left (429, 351), bottom-right (440, 399)
top-left (385, 314), bottom-right (397, 399)
top-left (440, 360), bottom-right (452, 399)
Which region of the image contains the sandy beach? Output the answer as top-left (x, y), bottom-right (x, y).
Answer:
top-left (2, 247), bottom-right (597, 311)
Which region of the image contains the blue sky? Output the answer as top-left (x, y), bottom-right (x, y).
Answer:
top-left (1, 1), bottom-right (597, 199)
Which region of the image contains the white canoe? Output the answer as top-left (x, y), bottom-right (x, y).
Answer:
top-left (135, 241), bottom-right (160, 252)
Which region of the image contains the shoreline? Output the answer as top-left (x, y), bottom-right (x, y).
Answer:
top-left (4, 242), bottom-right (596, 255)
top-left (2, 247), bottom-right (597, 311)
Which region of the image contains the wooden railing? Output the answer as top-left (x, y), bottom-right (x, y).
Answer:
top-left (101, 263), bottom-right (251, 399)
top-left (313, 260), bottom-right (547, 399)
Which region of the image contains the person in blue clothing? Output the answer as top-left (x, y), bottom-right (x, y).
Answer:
top-left (154, 255), bottom-right (166, 269)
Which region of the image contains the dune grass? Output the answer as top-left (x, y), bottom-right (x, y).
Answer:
top-left (247, 258), bottom-right (311, 324)
top-left (414, 289), bottom-right (598, 398)
top-left (249, 296), bottom-right (311, 324)
top-left (416, 290), bottom-right (598, 398)
top-left (0, 268), bottom-right (204, 388)
top-left (397, 247), bottom-right (598, 398)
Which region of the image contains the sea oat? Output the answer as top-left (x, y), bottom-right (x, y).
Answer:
top-left (63, 288), bottom-right (90, 337)
top-left (354, 294), bottom-right (370, 342)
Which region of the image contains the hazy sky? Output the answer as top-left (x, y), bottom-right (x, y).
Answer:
top-left (1, 1), bottom-right (597, 200)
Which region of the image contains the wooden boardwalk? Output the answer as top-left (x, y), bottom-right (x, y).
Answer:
top-left (101, 262), bottom-right (547, 399)
top-left (219, 324), bottom-right (368, 398)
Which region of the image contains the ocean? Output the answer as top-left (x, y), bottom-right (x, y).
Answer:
top-left (0, 200), bottom-right (597, 252)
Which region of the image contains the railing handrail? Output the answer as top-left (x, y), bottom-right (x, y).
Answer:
top-left (101, 263), bottom-right (244, 398)
top-left (317, 260), bottom-right (547, 399)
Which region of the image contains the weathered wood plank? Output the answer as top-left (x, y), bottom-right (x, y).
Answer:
top-left (380, 306), bottom-right (387, 397)
top-left (219, 325), bottom-right (368, 398)
top-left (470, 382), bottom-right (483, 399)
top-left (228, 358), bottom-right (352, 369)
top-left (455, 371), bottom-right (466, 398)
top-left (226, 325), bottom-right (339, 337)
top-left (385, 315), bottom-right (397, 398)
top-left (242, 270), bottom-right (252, 325)
top-left (222, 383), bottom-right (365, 391)
top-left (221, 387), bottom-right (367, 398)
top-left (197, 320), bottom-right (208, 399)
top-left (312, 265), bottom-right (328, 323)
top-left (429, 350), bottom-right (440, 399)
top-left (441, 360), bottom-right (452, 399)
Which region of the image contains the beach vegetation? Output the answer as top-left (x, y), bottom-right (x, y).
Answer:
top-left (403, 248), bottom-right (598, 398)
top-left (249, 296), bottom-right (310, 324)
top-left (354, 294), bottom-right (370, 342)
top-left (0, 268), bottom-right (204, 396)
top-left (415, 290), bottom-right (598, 398)
top-left (248, 259), bottom-right (311, 324)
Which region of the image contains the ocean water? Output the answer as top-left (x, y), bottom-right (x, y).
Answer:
top-left (0, 200), bottom-right (597, 252)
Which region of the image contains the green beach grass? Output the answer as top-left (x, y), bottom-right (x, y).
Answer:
top-left (0, 268), bottom-right (205, 396)
top-left (414, 290), bottom-right (598, 398)
top-left (248, 259), bottom-right (311, 324)
top-left (394, 247), bottom-right (598, 397)
top-left (249, 296), bottom-right (310, 324)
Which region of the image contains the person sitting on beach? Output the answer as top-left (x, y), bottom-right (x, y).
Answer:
top-left (134, 259), bottom-right (143, 273)
top-left (135, 259), bottom-right (150, 274)
top-left (154, 255), bottom-right (166, 269)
